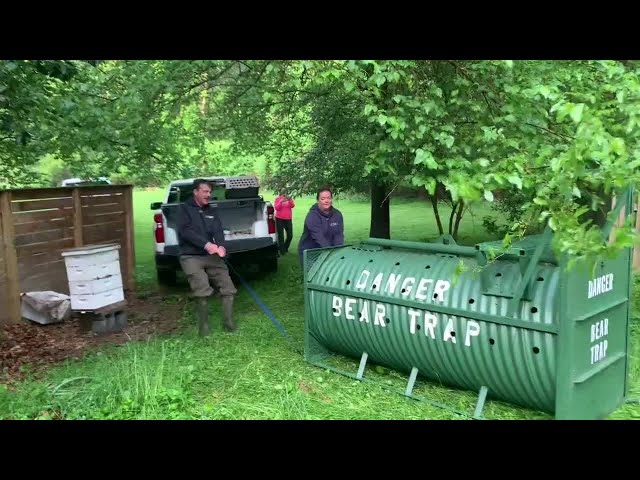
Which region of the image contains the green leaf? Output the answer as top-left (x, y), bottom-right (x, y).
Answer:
top-left (570, 103), bottom-right (585, 123)
top-left (507, 175), bottom-right (523, 189)
top-left (572, 186), bottom-right (581, 198)
top-left (444, 135), bottom-right (454, 148)
top-left (414, 148), bottom-right (438, 169)
top-left (611, 137), bottom-right (625, 155)
top-left (484, 190), bottom-right (494, 202)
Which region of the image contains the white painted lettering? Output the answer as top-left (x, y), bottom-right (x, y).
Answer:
top-left (356, 270), bottom-right (370, 290)
top-left (443, 318), bottom-right (456, 344)
top-left (332, 296), bottom-right (342, 317)
top-left (588, 273), bottom-right (614, 299)
top-left (590, 340), bottom-right (609, 365)
top-left (374, 303), bottom-right (386, 327)
top-left (433, 280), bottom-right (451, 303)
top-left (408, 309), bottom-right (421, 335)
top-left (345, 298), bottom-right (356, 320)
top-left (401, 277), bottom-right (416, 296)
top-left (465, 321), bottom-right (481, 347)
top-left (423, 312), bottom-right (438, 339)
top-left (589, 317), bottom-right (610, 365)
top-left (385, 273), bottom-right (402, 294)
top-left (415, 278), bottom-right (434, 301)
top-left (371, 273), bottom-right (383, 291)
top-left (591, 318), bottom-right (610, 342)
top-left (360, 301), bottom-right (370, 323)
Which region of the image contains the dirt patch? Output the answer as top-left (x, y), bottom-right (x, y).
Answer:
top-left (0, 293), bottom-right (189, 384)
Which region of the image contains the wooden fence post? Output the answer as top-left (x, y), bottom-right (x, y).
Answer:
top-left (72, 187), bottom-right (83, 247)
top-left (0, 191), bottom-right (21, 323)
top-left (123, 186), bottom-right (136, 293)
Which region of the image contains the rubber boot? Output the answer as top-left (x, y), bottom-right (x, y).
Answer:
top-left (221, 296), bottom-right (237, 332)
top-left (197, 297), bottom-right (210, 337)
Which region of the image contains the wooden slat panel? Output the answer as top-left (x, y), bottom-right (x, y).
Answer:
top-left (13, 217), bottom-right (74, 236)
top-left (81, 194), bottom-right (125, 208)
top-left (19, 260), bottom-right (66, 282)
top-left (82, 212), bottom-right (126, 226)
top-left (81, 202), bottom-right (127, 214)
top-left (83, 225), bottom-right (125, 245)
top-left (12, 209), bottom-right (74, 226)
top-left (11, 197), bottom-right (73, 213)
top-left (18, 251), bottom-right (70, 270)
top-left (82, 220), bottom-right (122, 232)
top-left (9, 189), bottom-right (73, 202)
top-left (79, 186), bottom-right (128, 197)
top-left (16, 238), bottom-right (75, 257)
top-left (15, 228), bottom-right (75, 247)
top-left (20, 269), bottom-right (70, 295)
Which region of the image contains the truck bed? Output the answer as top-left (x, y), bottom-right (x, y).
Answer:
top-left (161, 197), bottom-right (275, 255)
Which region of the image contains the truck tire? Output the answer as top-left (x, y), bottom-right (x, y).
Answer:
top-left (157, 269), bottom-right (177, 286)
top-left (261, 258), bottom-right (278, 273)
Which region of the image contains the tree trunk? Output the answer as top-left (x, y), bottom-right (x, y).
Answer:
top-left (430, 195), bottom-right (444, 235)
top-left (448, 202), bottom-right (458, 235)
top-left (369, 180), bottom-right (391, 239)
top-left (199, 79), bottom-right (209, 116)
top-left (453, 198), bottom-right (465, 241)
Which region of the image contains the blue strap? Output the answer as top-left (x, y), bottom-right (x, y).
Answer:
top-left (223, 258), bottom-right (290, 339)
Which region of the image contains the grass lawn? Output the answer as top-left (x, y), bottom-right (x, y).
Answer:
top-left (1, 188), bottom-right (638, 420)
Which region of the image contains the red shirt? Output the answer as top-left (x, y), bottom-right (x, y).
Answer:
top-left (274, 195), bottom-right (295, 220)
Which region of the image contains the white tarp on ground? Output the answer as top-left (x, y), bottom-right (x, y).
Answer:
top-left (21, 291), bottom-right (71, 325)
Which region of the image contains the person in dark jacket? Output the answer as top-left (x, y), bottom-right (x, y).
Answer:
top-left (298, 185), bottom-right (344, 266)
top-left (177, 178), bottom-right (237, 336)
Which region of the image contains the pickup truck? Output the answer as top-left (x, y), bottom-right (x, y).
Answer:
top-left (150, 175), bottom-right (279, 286)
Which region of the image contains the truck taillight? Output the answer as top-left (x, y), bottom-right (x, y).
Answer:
top-left (154, 213), bottom-right (165, 243)
top-left (267, 206), bottom-right (276, 234)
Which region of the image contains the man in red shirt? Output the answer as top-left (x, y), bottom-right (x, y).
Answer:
top-left (274, 192), bottom-right (295, 255)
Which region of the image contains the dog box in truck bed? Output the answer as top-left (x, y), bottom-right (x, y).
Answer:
top-left (151, 175), bottom-right (279, 286)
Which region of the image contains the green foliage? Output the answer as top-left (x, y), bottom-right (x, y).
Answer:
top-left (3, 59), bottom-right (639, 264)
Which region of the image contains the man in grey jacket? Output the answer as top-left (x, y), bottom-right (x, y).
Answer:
top-left (177, 179), bottom-right (237, 336)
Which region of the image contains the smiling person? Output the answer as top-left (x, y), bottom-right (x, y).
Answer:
top-left (298, 185), bottom-right (344, 266)
top-left (177, 178), bottom-right (238, 336)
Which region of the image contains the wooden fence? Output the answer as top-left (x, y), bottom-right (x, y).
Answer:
top-left (0, 185), bottom-right (135, 324)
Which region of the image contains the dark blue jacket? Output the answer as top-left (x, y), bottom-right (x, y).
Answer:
top-left (298, 204), bottom-right (344, 255)
top-left (177, 199), bottom-right (226, 256)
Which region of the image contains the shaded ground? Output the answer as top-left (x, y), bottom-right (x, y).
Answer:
top-left (0, 293), bottom-right (187, 384)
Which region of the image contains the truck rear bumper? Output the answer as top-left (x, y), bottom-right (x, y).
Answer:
top-left (156, 240), bottom-right (278, 270)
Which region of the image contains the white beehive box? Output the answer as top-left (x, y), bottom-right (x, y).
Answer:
top-left (61, 243), bottom-right (125, 311)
